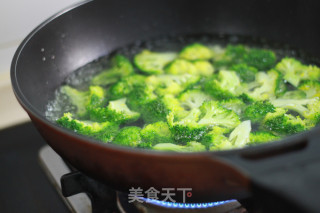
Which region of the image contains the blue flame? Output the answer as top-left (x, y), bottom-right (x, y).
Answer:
top-left (141, 198), bottom-right (237, 209)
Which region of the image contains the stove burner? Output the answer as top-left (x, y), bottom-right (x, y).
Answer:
top-left (39, 145), bottom-right (250, 213)
top-left (139, 198), bottom-right (237, 209)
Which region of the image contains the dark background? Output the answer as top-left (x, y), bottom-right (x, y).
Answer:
top-left (0, 123), bottom-right (69, 213)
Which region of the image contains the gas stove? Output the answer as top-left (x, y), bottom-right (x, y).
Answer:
top-left (0, 122), bottom-right (261, 213)
top-left (39, 146), bottom-right (248, 213)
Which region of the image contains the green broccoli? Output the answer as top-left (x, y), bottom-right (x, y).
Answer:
top-left (146, 74), bottom-right (200, 96)
top-left (87, 86), bottom-right (107, 108)
top-left (270, 97), bottom-right (320, 126)
top-left (152, 141), bottom-right (206, 152)
top-left (112, 126), bottom-right (142, 147)
top-left (275, 58), bottom-right (320, 87)
top-left (167, 108), bottom-right (208, 143)
top-left (243, 101), bottom-right (275, 123)
top-left (262, 108), bottom-right (307, 135)
top-left (280, 90), bottom-right (306, 99)
top-left (198, 101), bottom-right (241, 129)
top-left (109, 74), bottom-right (146, 100)
top-left (204, 70), bottom-right (243, 99)
top-left (243, 70), bottom-right (280, 101)
top-left (139, 122), bottom-right (174, 148)
top-left (179, 43), bottom-right (212, 61)
top-left (212, 44), bottom-right (248, 69)
top-left (57, 112), bottom-right (118, 142)
top-left (200, 126), bottom-right (231, 149)
top-left (55, 42), bottom-right (320, 152)
top-left (126, 84), bottom-right (173, 124)
top-left (300, 99), bottom-right (320, 126)
top-left (134, 50), bottom-right (177, 75)
top-left (228, 120), bottom-right (252, 148)
top-left (249, 131), bottom-right (280, 145)
top-left (207, 121), bottom-right (252, 150)
top-left (220, 98), bottom-right (246, 115)
top-left (91, 55), bottom-right (134, 86)
top-left (165, 59), bottom-right (197, 75)
top-left (192, 60), bottom-right (215, 76)
top-left (60, 86), bottom-right (90, 117)
top-left (298, 80), bottom-right (320, 98)
top-left (243, 48), bottom-right (276, 70)
top-left (127, 84), bottom-right (157, 112)
top-left (179, 90), bottom-right (212, 111)
top-left (105, 98), bottom-right (140, 123)
top-left (210, 45), bottom-right (226, 61)
top-left (230, 63), bottom-right (258, 82)
top-left (88, 98), bottom-right (140, 124)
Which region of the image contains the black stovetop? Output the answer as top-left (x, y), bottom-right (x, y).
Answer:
top-left (0, 122), bottom-right (69, 213)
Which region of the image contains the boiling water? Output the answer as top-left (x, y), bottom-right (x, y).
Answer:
top-left (45, 34), bottom-right (307, 123)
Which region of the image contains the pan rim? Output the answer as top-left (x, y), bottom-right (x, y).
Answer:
top-left (10, 0), bottom-right (318, 159)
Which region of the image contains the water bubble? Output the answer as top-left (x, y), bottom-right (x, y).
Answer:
top-left (51, 55), bottom-right (55, 60)
top-left (41, 48), bottom-right (45, 52)
top-left (42, 57), bottom-right (46, 61)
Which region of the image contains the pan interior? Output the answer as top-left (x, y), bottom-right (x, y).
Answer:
top-left (45, 34), bottom-right (320, 152)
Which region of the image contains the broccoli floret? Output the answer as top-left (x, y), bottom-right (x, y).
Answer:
top-left (88, 98), bottom-right (140, 124)
top-left (192, 60), bottom-right (215, 76)
top-left (57, 112), bottom-right (118, 142)
top-left (210, 45), bottom-right (226, 61)
top-left (161, 95), bottom-right (187, 119)
top-left (270, 98), bottom-right (311, 116)
top-left (220, 98), bottom-right (246, 115)
top-left (179, 90), bottom-right (212, 111)
top-left (166, 59), bottom-right (214, 76)
top-left (249, 131), bottom-right (280, 145)
top-left (298, 80), bottom-right (320, 98)
top-left (132, 93), bottom-right (185, 124)
top-left (134, 50), bottom-right (177, 75)
top-left (91, 55), bottom-right (134, 86)
top-left (243, 48), bottom-right (276, 70)
top-left (206, 121), bottom-right (252, 150)
top-left (139, 121), bottom-right (174, 148)
top-left (275, 58), bottom-right (320, 87)
top-left (271, 98), bottom-right (320, 126)
top-left (87, 86), bottom-right (107, 108)
top-left (280, 90), bottom-right (306, 99)
top-left (204, 70), bottom-right (243, 99)
top-left (112, 126), bottom-right (142, 147)
top-left (109, 74), bottom-right (146, 100)
top-left (127, 84), bottom-right (157, 112)
top-left (230, 63), bottom-right (258, 82)
top-left (106, 98), bottom-right (140, 123)
top-left (167, 108), bottom-right (208, 143)
top-left (60, 85), bottom-right (107, 118)
top-left (60, 86), bottom-right (90, 117)
top-left (165, 59), bottom-right (197, 75)
top-left (179, 43), bottom-right (212, 61)
top-left (243, 101), bottom-right (275, 123)
top-left (152, 141), bottom-right (206, 152)
top-left (228, 120), bottom-right (252, 148)
top-left (146, 74), bottom-right (200, 96)
top-left (200, 126), bottom-right (231, 149)
top-left (224, 44), bottom-right (248, 64)
top-left (301, 99), bottom-right (320, 126)
top-left (206, 121), bottom-right (251, 150)
top-left (262, 108), bottom-right (307, 135)
top-left (198, 101), bottom-right (241, 129)
top-left (208, 135), bottom-right (234, 151)
top-left (244, 70), bottom-right (280, 101)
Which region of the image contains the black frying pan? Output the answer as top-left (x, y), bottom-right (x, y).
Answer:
top-left (11, 0), bottom-right (320, 212)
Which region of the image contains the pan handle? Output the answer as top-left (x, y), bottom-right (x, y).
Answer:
top-left (218, 133), bottom-right (320, 213)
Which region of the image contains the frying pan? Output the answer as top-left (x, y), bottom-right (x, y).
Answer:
top-left (11, 0), bottom-right (320, 212)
